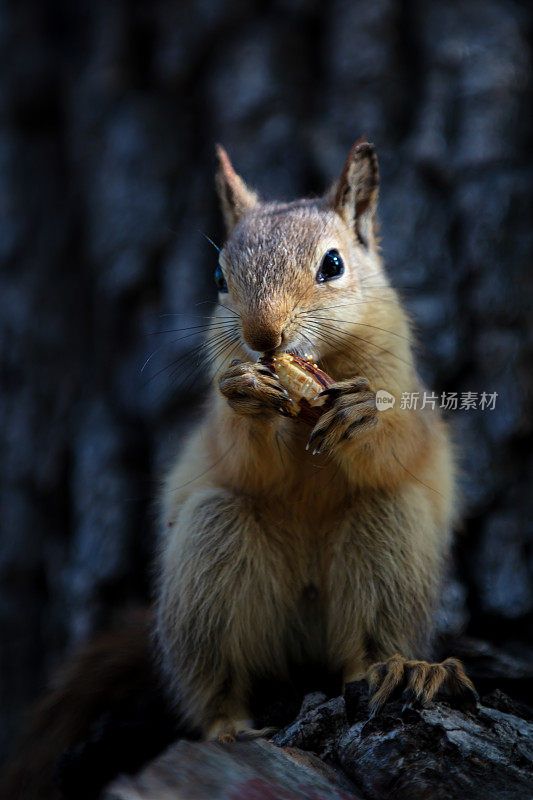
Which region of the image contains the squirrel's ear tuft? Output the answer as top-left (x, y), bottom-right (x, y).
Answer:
top-left (330, 141), bottom-right (379, 248)
top-left (215, 145), bottom-right (258, 235)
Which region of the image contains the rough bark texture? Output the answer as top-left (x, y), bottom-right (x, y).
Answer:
top-left (0, 0), bottom-right (532, 765)
top-left (104, 687), bottom-right (533, 800)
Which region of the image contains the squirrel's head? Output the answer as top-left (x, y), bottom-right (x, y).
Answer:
top-left (214, 142), bottom-right (385, 362)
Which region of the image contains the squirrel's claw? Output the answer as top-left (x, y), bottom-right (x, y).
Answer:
top-left (219, 362), bottom-right (295, 418)
top-left (307, 377), bottom-right (378, 455)
top-left (366, 654), bottom-right (478, 715)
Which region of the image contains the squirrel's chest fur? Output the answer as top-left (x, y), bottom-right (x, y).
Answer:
top-left (162, 442), bottom-right (441, 666)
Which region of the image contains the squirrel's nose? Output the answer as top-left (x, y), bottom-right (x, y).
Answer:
top-left (243, 324), bottom-right (284, 354)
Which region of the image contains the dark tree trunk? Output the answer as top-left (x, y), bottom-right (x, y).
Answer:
top-left (0, 0), bottom-right (532, 764)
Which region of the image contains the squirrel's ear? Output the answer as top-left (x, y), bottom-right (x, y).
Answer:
top-left (215, 145), bottom-right (258, 235)
top-left (330, 141), bottom-right (379, 248)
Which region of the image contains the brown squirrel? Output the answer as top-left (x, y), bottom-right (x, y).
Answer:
top-left (156, 141), bottom-right (476, 743)
top-left (1, 141), bottom-right (477, 797)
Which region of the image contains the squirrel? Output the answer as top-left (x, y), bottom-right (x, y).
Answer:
top-left (1, 141), bottom-right (477, 798)
top-left (156, 141), bottom-right (477, 743)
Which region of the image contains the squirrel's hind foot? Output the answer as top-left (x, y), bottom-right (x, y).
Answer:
top-left (206, 717), bottom-right (277, 744)
top-left (366, 654), bottom-right (478, 715)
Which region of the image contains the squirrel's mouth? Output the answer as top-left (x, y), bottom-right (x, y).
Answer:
top-left (284, 347), bottom-right (319, 366)
top-left (260, 337), bottom-right (320, 366)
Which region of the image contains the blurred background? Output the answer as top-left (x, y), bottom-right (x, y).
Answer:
top-left (0, 0), bottom-right (532, 761)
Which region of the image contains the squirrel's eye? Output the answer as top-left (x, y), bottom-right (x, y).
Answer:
top-left (214, 265), bottom-right (228, 293)
top-left (316, 249), bottom-right (344, 283)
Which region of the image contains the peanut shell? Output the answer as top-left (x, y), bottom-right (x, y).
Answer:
top-left (259, 353), bottom-right (335, 424)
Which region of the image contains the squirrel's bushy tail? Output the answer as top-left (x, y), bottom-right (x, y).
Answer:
top-left (0, 609), bottom-right (192, 800)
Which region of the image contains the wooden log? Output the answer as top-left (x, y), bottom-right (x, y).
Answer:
top-left (105, 738), bottom-right (360, 800)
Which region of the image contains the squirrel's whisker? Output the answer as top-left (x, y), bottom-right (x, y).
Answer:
top-left (302, 321), bottom-right (399, 389)
top-left (301, 323), bottom-right (377, 379)
top-left (299, 297), bottom-right (397, 316)
top-left (305, 317), bottom-right (412, 369)
top-left (216, 302), bottom-right (241, 318)
top-left (391, 450), bottom-right (442, 496)
top-left (143, 337), bottom-right (218, 387)
top-left (147, 328), bottom-right (238, 388)
top-left (211, 338), bottom-right (243, 381)
top-left (169, 442), bottom-right (237, 494)
top-left (198, 230), bottom-right (222, 253)
top-left (311, 317), bottom-right (413, 344)
top-left (158, 312), bottom-right (234, 319)
top-left (149, 320), bottom-right (237, 335)
top-left (170, 331), bottom-right (240, 390)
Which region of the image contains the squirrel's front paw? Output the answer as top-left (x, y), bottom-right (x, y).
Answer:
top-left (219, 361), bottom-right (295, 418)
top-left (307, 377), bottom-right (377, 454)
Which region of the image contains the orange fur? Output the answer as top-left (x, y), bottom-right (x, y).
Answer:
top-left (156, 142), bottom-right (469, 741)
